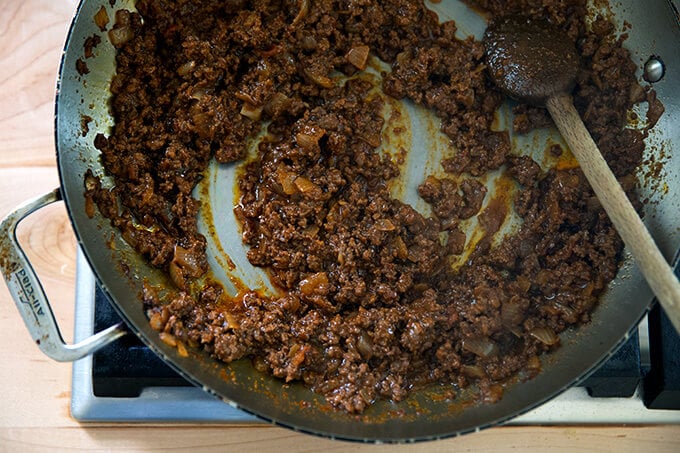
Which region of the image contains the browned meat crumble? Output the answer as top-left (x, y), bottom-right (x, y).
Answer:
top-left (86, 0), bottom-right (660, 413)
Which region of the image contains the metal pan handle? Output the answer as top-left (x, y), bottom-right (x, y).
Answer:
top-left (0, 188), bottom-right (127, 362)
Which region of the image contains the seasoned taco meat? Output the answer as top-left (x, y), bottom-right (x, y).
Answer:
top-left (87, 0), bottom-right (658, 413)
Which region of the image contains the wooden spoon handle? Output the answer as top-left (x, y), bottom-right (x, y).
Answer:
top-left (546, 93), bottom-right (680, 334)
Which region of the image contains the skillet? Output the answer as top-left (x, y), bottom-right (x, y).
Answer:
top-left (1, 0), bottom-right (679, 442)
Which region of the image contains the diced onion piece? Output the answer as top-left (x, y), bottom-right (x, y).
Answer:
top-left (234, 90), bottom-right (258, 104)
top-left (94, 6), bottom-right (109, 31)
top-left (461, 364), bottom-right (486, 379)
top-left (191, 108), bottom-right (213, 138)
top-left (159, 332), bottom-right (177, 347)
top-left (299, 272), bottom-right (329, 296)
top-left (109, 25), bottom-right (134, 48)
top-left (173, 245), bottom-right (202, 276)
top-left (462, 337), bottom-right (499, 358)
top-left (189, 87), bottom-right (208, 101)
top-left (357, 332), bottom-right (374, 359)
top-left (240, 102), bottom-right (263, 121)
top-left (114, 9), bottom-right (131, 26)
top-left (294, 176), bottom-right (320, 194)
top-left (224, 311), bottom-right (239, 329)
top-left (553, 302), bottom-right (578, 323)
top-left (345, 45), bottom-right (370, 70)
top-left (501, 297), bottom-right (525, 328)
top-left (264, 92), bottom-right (291, 117)
top-left (374, 218), bottom-right (396, 231)
top-left (176, 340), bottom-right (189, 357)
top-left (302, 225), bottom-right (319, 237)
top-left (289, 343), bottom-right (307, 368)
top-left (288, 342), bottom-right (301, 358)
top-left (148, 307), bottom-right (169, 332)
top-left (394, 236), bottom-right (408, 260)
top-left (169, 260), bottom-right (186, 289)
top-left (295, 125), bottom-right (326, 151)
top-left (325, 201), bottom-right (339, 223)
top-left (304, 68), bottom-right (334, 89)
top-left (337, 250), bottom-right (345, 265)
top-left (149, 311), bottom-right (164, 331)
top-left (276, 294), bottom-right (301, 313)
top-left (177, 60), bottom-right (195, 77)
top-left (84, 194), bottom-right (96, 218)
top-left (529, 326), bottom-right (560, 346)
top-left (84, 171), bottom-right (99, 191)
top-left (277, 169), bottom-right (298, 195)
top-left (291, 0), bottom-right (309, 27)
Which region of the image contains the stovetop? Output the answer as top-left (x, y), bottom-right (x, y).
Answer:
top-left (71, 250), bottom-right (680, 424)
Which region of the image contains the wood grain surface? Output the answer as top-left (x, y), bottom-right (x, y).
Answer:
top-left (1, 1), bottom-right (679, 451)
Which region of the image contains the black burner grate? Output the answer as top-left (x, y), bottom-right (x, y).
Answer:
top-left (92, 289), bottom-right (189, 397)
top-left (644, 304), bottom-right (680, 409)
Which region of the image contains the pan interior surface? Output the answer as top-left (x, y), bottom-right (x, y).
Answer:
top-left (55, 0), bottom-right (680, 442)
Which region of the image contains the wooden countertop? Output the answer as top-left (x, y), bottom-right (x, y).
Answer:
top-left (1, 1), bottom-right (678, 451)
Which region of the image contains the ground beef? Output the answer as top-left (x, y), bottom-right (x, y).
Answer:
top-left (88, 0), bottom-right (660, 413)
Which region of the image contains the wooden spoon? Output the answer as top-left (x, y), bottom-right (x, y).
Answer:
top-left (483, 16), bottom-right (680, 333)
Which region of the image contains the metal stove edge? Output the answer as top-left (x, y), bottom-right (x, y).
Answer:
top-left (70, 249), bottom-right (680, 424)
